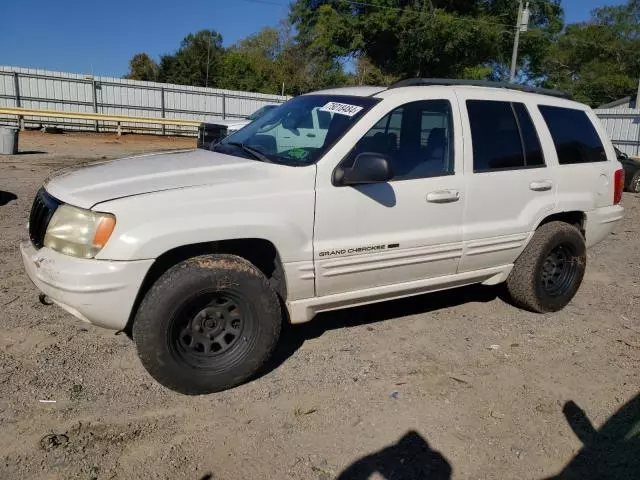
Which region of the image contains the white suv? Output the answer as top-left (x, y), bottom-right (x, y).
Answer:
top-left (21, 80), bottom-right (625, 394)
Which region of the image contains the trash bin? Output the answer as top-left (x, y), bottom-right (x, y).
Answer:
top-left (0, 127), bottom-right (19, 155)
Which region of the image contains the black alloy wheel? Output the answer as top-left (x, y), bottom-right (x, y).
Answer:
top-left (506, 221), bottom-right (586, 313)
top-left (133, 254), bottom-right (282, 395)
top-left (171, 291), bottom-right (249, 367)
top-left (540, 243), bottom-right (581, 297)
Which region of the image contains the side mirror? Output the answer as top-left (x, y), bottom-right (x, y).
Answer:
top-left (334, 153), bottom-right (393, 186)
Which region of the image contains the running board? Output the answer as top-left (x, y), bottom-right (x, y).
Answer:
top-left (286, 264), bottom-right (513, 323)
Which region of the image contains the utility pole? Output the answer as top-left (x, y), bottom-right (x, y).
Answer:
top-left (636, 76), bottom-right (640, 110)
top-left (510, 1), bottom-right (530, 83)
top-left (205, 33), bottom-right (211, 88)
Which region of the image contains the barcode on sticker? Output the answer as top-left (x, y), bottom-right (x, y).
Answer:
top-left (319, 102), bottom-right (364, 117)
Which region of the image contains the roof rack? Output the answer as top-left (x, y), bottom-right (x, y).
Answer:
top-left (389, 78), bottom-right (569, 99)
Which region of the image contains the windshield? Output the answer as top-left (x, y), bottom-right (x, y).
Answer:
top-left (213, 94), bottom-right (379, 166)
top-left (247, 104), bottom-right (277, 120)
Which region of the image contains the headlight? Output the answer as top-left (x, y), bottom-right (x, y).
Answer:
top-left (44, 205), bottom-right (116, 259)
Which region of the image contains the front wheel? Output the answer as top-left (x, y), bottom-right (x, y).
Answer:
top-left (132, 254), bottom-right (282, 395)
top-left (506, 221), bottom-right (586, 313)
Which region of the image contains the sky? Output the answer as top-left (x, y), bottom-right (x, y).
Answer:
top-left (0, 0), bottom-right (628, 78)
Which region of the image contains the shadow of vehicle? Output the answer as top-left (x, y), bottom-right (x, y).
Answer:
top-left (0, 191), bottom-right (17, 206)
top-left (16, 150), bottom-right (47, 155)
top-left (336, 430), bottom-right (451, 480)
top-left (261, 283), bottom-right (500, 378)
top-left (546, 394), bottom-right (640, 480)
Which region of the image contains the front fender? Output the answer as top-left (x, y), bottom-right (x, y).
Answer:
top-left (93, 181), bottom-right (315, 263)
top-left (98, 212), bottom-right (312, 262)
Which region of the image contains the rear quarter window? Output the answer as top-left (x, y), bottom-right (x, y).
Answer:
top-left (538, 105), bottom-right (606, 164)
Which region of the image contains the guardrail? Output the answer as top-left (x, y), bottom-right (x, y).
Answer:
top-left (0, 106), bottom-right (201, 135)
top-left (0, 67), bottom-right (288, 136)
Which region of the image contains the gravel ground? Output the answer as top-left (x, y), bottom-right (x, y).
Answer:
top-left (0, 131), bottom-right (638, 480)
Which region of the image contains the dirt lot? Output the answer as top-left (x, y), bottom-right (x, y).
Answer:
top-left (0, 131), bottom-right (638, 480)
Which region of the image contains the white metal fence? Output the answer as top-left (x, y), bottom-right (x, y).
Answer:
top-left (0, 66), bottom-right (288, 135)
top-left (595, 100), bottom-right (640, 158)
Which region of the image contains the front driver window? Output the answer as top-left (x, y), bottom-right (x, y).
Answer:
top-left (348, 100), bottom-right (454, 180)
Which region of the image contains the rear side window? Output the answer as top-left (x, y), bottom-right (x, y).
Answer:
top-left (538, 106), bottom-right (605, 164)
top-left (467, 100), bottom-right (545, 172)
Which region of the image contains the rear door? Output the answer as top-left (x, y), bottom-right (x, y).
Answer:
top-left (456, 91), bottom-right (557, 272)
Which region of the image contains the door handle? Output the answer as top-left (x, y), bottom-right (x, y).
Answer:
top-left (426, 190), bottom-right (460, 203)
top-left (306, 133), bottom-right (316, 138)
top-left (529, 180), bottom-right (553, 192)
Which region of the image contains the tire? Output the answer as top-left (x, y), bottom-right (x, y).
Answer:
top-left (630, 172), bottom-right (640, 193)
top-left (506, 221), bottom-right (586, 313)
top-left (132, 254), bottom-right (282, 395)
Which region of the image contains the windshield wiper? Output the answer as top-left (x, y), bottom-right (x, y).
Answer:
top-left (224, 142), bottom-right (273, 163)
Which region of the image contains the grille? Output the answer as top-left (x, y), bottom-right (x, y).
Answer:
top-left (29, 188), bottom-right (60, 249)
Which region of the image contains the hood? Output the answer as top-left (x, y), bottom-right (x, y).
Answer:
top-left (45, 149), bottom-right (276, 209)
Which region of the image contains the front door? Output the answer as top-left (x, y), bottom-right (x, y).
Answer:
top-left (313, 92), bottom-right (465, 296)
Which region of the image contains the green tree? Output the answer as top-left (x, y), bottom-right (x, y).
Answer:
top-left (544, 0), bottom-right (640, 106)
top-left (221, 25), bottom-right (349, 95)
top-left (289, 0), bottom-right (562, 81)
top-left (275, 22), bottom-right (349, 95)
top-left (125, 53), bottom-right (159, 81)
top-left (353, 56), bottom-right (399, 86)
top-left (157, 30), bottom-right (225, 87)
top-left (220, 28), bottom-right (281, 93)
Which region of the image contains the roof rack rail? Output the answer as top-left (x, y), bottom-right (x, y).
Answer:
top-left (389, 78), bottom-right (569, 99)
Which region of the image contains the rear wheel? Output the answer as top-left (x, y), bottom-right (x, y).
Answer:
top-left (506, 221), bottom-right (586, 313)
top-left (132, 254), bottom-right (281, 395)
top-left (630, 172), bottom-right (640, 193)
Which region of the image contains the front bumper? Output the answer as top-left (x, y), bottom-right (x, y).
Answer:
top-left (21, 242), bottom-right (153, 330)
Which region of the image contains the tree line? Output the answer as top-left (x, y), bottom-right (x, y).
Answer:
top-left (126, 0), bottom-right (639, 107)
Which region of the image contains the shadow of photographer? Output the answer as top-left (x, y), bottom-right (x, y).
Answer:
top-left (336, 394), bottom-right (639, 480)
top-left (547, 394), bottom-right (640, 480)
top-left (336, 430), bottom-right (451, 480)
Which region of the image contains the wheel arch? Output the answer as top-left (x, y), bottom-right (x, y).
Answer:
top-left (536, 211), bottom-right (586, 237)
top-left (123, 238), bottom-right (286, 336)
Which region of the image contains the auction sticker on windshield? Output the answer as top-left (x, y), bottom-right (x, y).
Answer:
top-left (319, 102), bottom-right (364, 117)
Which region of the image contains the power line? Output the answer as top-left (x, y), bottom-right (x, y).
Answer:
top-left (234, 0), bottom-right (640, 33)
top-left (231, 0), bottom-right (639, 54)
top-left (234, 0), bottom-right (289, 6)
top-left (233, 0), bottom-right (517, 29)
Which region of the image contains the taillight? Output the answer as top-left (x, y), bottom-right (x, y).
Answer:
top-left (614, 169), bottom-right (624, 204)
